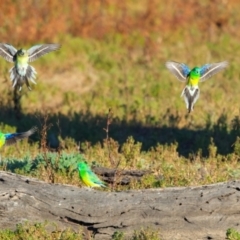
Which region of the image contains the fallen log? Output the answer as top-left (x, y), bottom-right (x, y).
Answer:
top-left (0, 171), bottom-right (240, 239)
top-left (92, 166), bottom-right (153, 185)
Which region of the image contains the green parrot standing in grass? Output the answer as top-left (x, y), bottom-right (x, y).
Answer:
top-left (78, 162), bottom-right (106, 188)
top-left (165, 61), bottom-right (228, 113)
top-left (0, 43), bottom-right (61, 91)
top-left (0, 126), bottom-right (37, 149)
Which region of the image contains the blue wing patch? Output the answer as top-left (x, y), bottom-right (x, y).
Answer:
top-left (181, 63), bottom-right (191, 77)
top-left (5, 133), bottom-right (19, 140)
top-left (200, 64), bottom-right (210, 77)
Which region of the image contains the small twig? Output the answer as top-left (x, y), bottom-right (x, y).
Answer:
top-left (56, 119), bottom-right (62, 154)
top-left (103, 109), bottom-right (124, 190)
top-left (39, 114), bottom-right (52, 152)
top-left (103, 108), bottom-right (114, 167)
top-left (36, 113), bottom-right (54, 183)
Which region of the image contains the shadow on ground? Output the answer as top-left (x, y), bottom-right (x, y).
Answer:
top-left (0, 98), bottom-right (239, 158)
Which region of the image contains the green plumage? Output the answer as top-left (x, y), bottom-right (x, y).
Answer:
top-left (78, 162), bottom-right (106, 188)
top-left (165, 61), bottom-right (228, 113)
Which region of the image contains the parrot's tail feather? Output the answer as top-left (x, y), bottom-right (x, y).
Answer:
top-left (188, 104), bottom-right (192, 114)
top-left (182, 87), bottom-right (200, 113)
top-left (9, 65), bottom-right (37, 91)
top-left (25, 78), bottom-right (32, 91)
top-left (26, 65), bottom-right (37, 84)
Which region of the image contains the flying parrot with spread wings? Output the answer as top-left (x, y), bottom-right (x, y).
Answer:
top-left (165, 61), bottom-right (228, 113)
top-left (0, 126), bottom-right (37, 148)
top-left (0, 43), bottom-right (61, 91)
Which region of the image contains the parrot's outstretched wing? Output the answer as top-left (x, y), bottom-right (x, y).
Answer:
top-left (5, 126), bottom-right (38, 146)
top-left (28, 44), bottom-right (61, 62)
top-left (0, 43), bottom-right (17, 62)
top-left (200, 61), bottom-right (228, 82)
top-left (165, 61), bottom-right (190, 82)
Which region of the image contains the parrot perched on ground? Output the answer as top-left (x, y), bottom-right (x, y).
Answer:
top-left (0, 43), bottom-right (61, 91)
top-left (0, 126), bottom-right (38, 148)
top-left (165, 61), bottom-right (228, 113)
top-left (77, 161), bottom-right (106, 188)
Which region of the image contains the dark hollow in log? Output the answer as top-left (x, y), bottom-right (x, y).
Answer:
top-left (0, 171), bottom-right (240, 239)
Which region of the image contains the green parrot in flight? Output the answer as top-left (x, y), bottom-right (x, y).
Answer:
top-left (0, 43), bottom-right (61, 91)
top-left (165, 61), bottom-right (228, 113)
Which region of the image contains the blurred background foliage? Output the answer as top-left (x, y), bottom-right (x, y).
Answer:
top-left (1, 0), bottom-right (238, 43)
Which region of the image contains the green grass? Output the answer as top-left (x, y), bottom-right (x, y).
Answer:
top-left (0, 221), bottom-right (83, 240)
top-left (0, 138), bottom-right (239, 190)
top-left (0, 30), bottom-right (239, 186)
top-left (0, 222), bottom-right (161, 240)
top-left (226, 228), bottom-right (240, 240)
top-left (0, 34), bottom-right (239, 157)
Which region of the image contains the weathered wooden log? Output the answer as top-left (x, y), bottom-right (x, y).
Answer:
top-left (92, 166), bottom-right (153, 184)
top-left (0, 170), bottom-right (240, 240)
